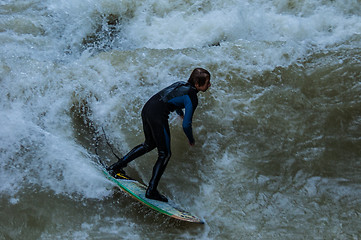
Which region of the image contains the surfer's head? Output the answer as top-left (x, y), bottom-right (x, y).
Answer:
top-left (188, 68), bottom-right (211, 92)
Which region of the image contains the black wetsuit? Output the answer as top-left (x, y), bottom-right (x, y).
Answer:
top-left (108, 81), bottom-right (198, 201)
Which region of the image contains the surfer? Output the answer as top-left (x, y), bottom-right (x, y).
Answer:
top-left (107, 68), bottom-right (211, 202)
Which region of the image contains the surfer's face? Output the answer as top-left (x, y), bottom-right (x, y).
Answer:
top-left (196, 77), bottom-right (211, 92)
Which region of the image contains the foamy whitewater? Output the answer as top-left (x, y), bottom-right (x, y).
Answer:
top-left (1, 0), bottom-right (361, 239)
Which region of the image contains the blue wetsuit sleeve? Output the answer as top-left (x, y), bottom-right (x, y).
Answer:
top-left (182, 96), bottom-right (195, 144)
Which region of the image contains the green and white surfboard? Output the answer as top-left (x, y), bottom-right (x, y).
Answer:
top-left (103, 169), bottom-right (204, 224)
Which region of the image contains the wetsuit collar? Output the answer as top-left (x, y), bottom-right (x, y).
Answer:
top-left (189, 84), bottom-right (199, 93)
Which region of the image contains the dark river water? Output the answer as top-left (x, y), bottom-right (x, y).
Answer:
top-left (1, 0), bottom-right (360, 239)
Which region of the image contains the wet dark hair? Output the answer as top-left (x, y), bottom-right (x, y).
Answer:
top-left (188, 68), bottom-right (211, 87)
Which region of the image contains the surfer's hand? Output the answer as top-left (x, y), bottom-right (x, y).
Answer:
top-left (189, 141), bottom-right (195, 146)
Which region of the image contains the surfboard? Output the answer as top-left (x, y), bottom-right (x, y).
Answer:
top-left (102, 169), bottom-right (204, 224)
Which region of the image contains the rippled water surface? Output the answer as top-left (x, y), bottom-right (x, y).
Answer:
top-left (1, 0), bottom-right (361, 239)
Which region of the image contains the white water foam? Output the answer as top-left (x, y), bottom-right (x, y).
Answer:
top-left (1, 0), bottom-right (360, 202)
top-left (1, 0), bottom-right (360, 238)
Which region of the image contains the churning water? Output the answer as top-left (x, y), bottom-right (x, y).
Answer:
top-left (1, 0), bottom-right (361, 239)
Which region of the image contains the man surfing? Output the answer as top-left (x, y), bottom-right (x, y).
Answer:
top-left (107, 68), bottom-right (211, 202)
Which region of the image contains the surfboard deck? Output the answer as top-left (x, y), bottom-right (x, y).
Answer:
top-left (102, 169), bottom-right (204, 224)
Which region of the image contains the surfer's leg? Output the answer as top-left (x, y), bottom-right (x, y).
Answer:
top-left (107, 142), bottom-right (154, 173)
top-left (107, 115), bottom-right (156, 175)
top-left (146, 125), bottom-right (171, 202)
